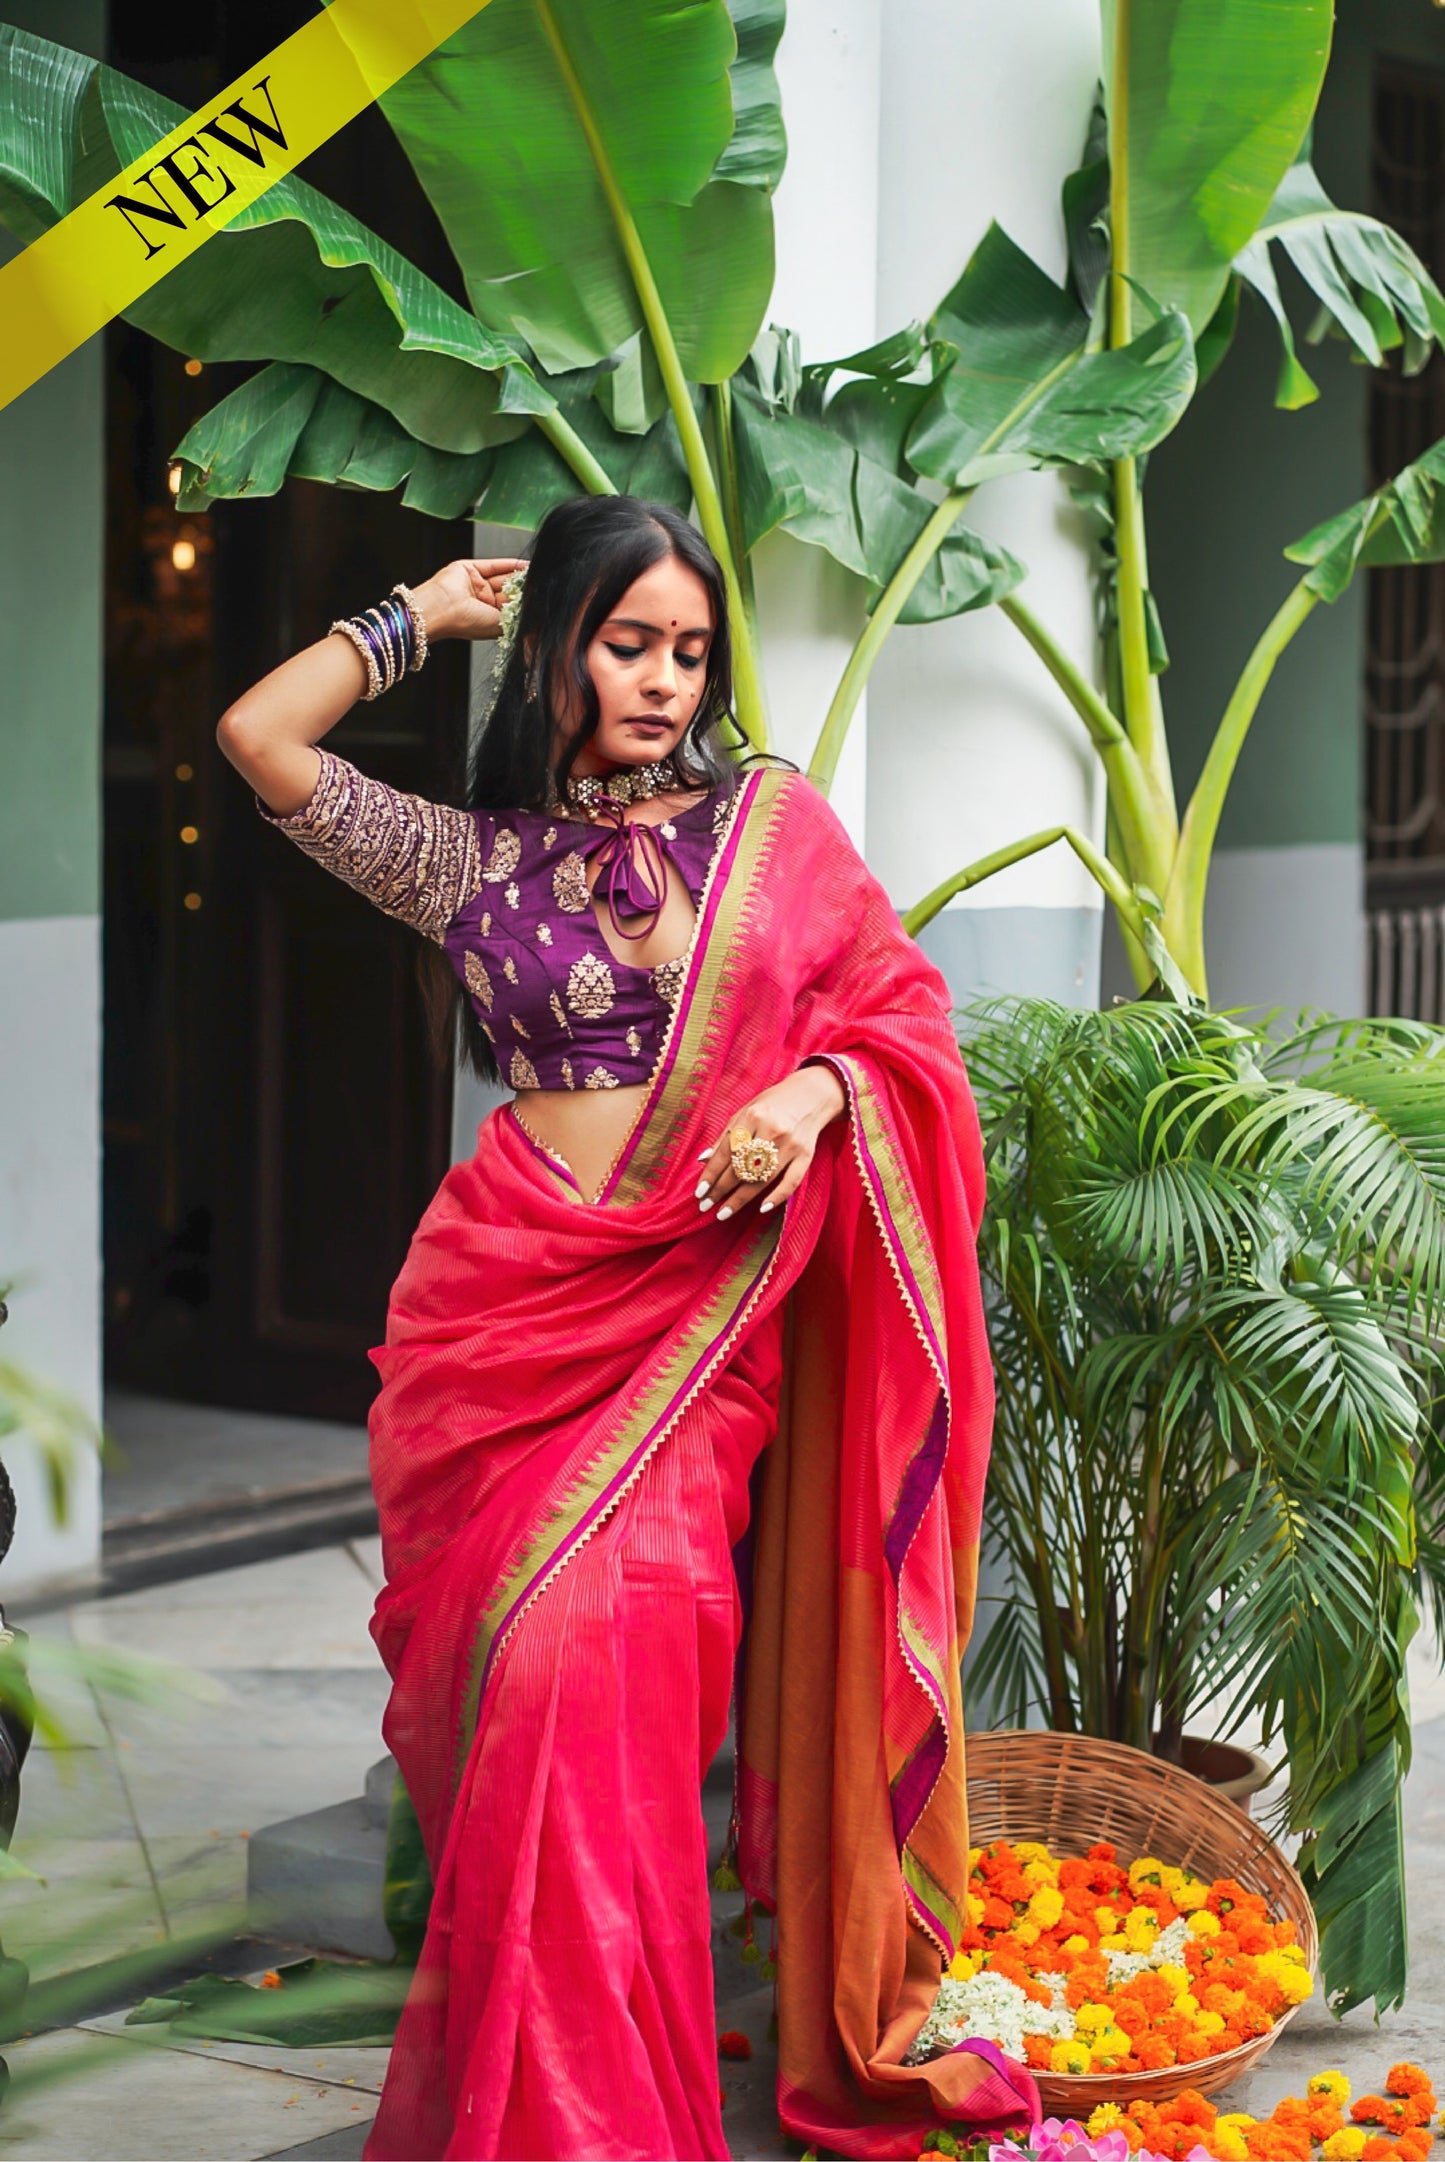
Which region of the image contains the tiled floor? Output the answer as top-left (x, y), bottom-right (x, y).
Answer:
top-left (4, 1539), bottom-right (1445, 2159)
top-left (102, 1395), bottom-right (370, 1526)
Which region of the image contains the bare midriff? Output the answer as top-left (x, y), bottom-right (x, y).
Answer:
top-left (508, 786), bottom-right (711, 1203)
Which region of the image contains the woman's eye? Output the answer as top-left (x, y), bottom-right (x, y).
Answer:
top-left (605, 643), bottom-right (644, 661)
top-left (677, 654), bottom-right (704, 671)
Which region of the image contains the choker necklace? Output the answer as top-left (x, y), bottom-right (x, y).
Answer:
top-left (552, 755), bottom-right (681, 815)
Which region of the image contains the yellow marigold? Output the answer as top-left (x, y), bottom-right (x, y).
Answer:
top-left (1276, 1965), bottom-right (1313, 2006)
top-left (1127, 1856), bottom-right (1168, 1891)
top-left (1157, 1964), bottom-right (1190, 1994)
top-left (1215, 2134), bottom-right (1249, 2162)
top-left (1063, 1934), bottom-right (1092, 1957)
top-left (1074, 2002), bottom-right (1115, 2034)
top-left (1172, 1992), bottom-right (1201, 2020)
top-left (1051, 2040), bottom-right (1092, 2076)
top-left (1099, 1932), bottom-right (1129, 1953)
top-left (1090, 2028), bottom-right (1132, 2064)
top-left (1187, 1909), bottom-right (1222, 1937)
top-left (1013, 1841), bottom-right (1053, 1865)
top-left (968, 1847), bottom-right (984, 1874)
top-left (1277, 1943), bottom-right (1308, 1968)
top-left (1219, 2118), bottom-right (1258, 2135)
top-left (1013, 1919), bottom-right (1042, 1949)
top-left (1196, 2011), bottom-right (1227, 2038)
top-left (1094, 1906), bottom-right (1119, 1936)
top-left (1309, 2076), bottom-right (1352, 2107)
top-left (1088, 2107), bottom-right (1125, 2137)
top-left (965, 1894), bottom-right (986, 1928)
top-left (1322, 2132), bottom-right (1368, 2160)
top-left (1028, 1886), bottom-right (1066, 1929)
top-left (946, 1950), bottom-right (979, 1982)
top-left (1172, 1874), bottom-right (1210, 1913)
top-left (1124, 1907), bottom-right (1160, 1951)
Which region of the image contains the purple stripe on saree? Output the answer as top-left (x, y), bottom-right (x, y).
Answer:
top-left (890, 1727), bottom-right (948, 1847)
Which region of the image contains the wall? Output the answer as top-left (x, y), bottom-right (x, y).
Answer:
top-left (867, 0), bottom-right (1106, 1012)
top-left (0, 0), bottom-right (107, 1592)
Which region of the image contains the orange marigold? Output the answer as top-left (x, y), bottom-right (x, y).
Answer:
top-left (1360, 2141), bottom-right (1395, 2162)
top-left (1389, 2067), bottom-right (1438, 2102)
top-left (1395, 2133), bottom-right (1434, 2162)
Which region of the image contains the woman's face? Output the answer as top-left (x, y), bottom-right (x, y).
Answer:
top-left (554, 552), bottom-right (715, 773)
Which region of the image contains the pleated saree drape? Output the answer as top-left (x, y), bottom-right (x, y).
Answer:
top-left (362, 767), bottom-right (1039, 2160)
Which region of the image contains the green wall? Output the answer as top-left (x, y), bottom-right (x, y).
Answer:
top-left (0, 0), bottom-right (105, 923)
top-left (1146, 0), bottom-right (1443, 854)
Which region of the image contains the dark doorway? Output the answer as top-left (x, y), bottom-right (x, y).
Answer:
top-left (102, 4), bottom-right (473, 1420)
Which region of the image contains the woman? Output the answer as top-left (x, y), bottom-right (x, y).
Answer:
top-left (217, 495), bottom-right (1037, 2162)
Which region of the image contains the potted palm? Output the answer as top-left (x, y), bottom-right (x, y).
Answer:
top-left (957, 999), bottom-right (1445, 2026)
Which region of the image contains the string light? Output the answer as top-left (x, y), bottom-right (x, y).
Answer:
top-left (179, 825), bottom-right (199, 845)
top-left (183, 892), bottom-right (203, 911)
top-left (184, 358), bottom-right (202, 376)
top-left (167, 465), bottom-right (182, 495)
top-left (175, 762), bottom-right (193, 782)
top-left (171, 537), bottom-right (196, 572)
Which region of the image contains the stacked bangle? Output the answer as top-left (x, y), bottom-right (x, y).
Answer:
top-left (329, 582), bottom-right (431, 701)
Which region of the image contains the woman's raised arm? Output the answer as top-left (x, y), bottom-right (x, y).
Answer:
top-left (215, 557), bottom-right (528, 815)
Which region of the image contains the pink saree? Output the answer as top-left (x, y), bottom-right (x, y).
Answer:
top-left (363, 767), bottom-right (1040, 2160)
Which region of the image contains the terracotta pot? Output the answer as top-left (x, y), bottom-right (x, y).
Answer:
top-left (1176, 1733), bottom-right (1274, 1816)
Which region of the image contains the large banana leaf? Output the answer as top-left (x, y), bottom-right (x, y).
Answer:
top-left (173, 358), bottom-right (690, 527)
top-left (1234, 154), bottom-right (1445, 409)
top-left (903, 224), bottom-right (1196, 489)
top-left (1285, 438), bottom-right (1445, 602)
top-left (377, 0), bottom-right (782, 381)
top-left (729, 336), bottom-right (1023, 624)
top-left (1101, 0), bottom-right (1332, 338)
top-left (0, 25), bottom-right (543, 452)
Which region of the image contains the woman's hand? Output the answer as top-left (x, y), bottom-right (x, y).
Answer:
top-left (695, 1063), bottom-right (847, 1222)
top-left (410, 558), bottom-right (529, 642)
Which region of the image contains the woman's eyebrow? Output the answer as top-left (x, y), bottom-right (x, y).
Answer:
top-left (603, 615), bottom-right (712, 638)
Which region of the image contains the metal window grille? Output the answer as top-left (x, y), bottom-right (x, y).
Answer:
top-left (1366, 70), bottom-right (1445, 1015)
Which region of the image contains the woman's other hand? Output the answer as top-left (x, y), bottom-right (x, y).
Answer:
top-left (695, 1063), bottom-right (847, 1222)
top-left (410, 558), bottom-right (529, 642)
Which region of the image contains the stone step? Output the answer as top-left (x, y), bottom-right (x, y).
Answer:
top-left (247, 1795), bottom-right (395, 1963)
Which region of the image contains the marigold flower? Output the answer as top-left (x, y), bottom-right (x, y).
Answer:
top-left (1087, 2106), bottom-right (1124, 2136)
top-left (1353, 2098), bottom-right (1398, 2128)
top-left (1360, 2140), bottom-right (1396, 2162)
top-left (717, 2031), bottom-right (752, 2059)
top-left (1050, 2039), bottom-right (1092, 2075)
top-left (1320, 2133), bottom-right (1367, 2161)
top-left (1390, 2067), bottom-right (1437, 2102)
top-left (1395, 2132), bottom-right (1434, 2162)
top-left (1187, 1911), bottom-right (1222, 1938)
top-left (1309, 2076), bottom-right (1353, 2107)
top-left (1213, 2134), bottom-right (1249, 2162)
top-left (259, 1970), bottom-right (284, 1989)
top-left (1028, 1886), bottom-right (1066, 1929)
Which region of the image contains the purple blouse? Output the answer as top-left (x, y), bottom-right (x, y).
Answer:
top-left (259, 748), bottom-right (736, 1090)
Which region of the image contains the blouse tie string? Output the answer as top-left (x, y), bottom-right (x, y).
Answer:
top-left (587, 799), bottom-right (673, 940)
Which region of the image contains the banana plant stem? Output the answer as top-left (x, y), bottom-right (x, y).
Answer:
top-left (1167, 576), bottom-right (1319, 986)
top-left (809, 489), bottom-right (974, 794)
top-left (533, 0), bottom-right (768, 749)
top-left (1111, 454), bottom-right (1176, 831)
top-left (998, 591), bottom-right (1170, 899)
top-left (533, 408), bottom-right (618, 498)
top-left (709, 379), bottom-right (765, 714)
top-left (901, 822), bottom-right (1147, 948)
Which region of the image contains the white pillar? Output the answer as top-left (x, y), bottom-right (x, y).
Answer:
top-left (751, 0), bottom-right (884, 848)
top-left (867, 0), bottom-right (1106, 1008)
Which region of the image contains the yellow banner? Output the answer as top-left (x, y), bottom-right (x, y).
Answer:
top-left (0, 0), bottom-right (492, 413)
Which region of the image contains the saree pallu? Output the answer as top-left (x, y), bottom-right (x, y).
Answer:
top-left (363, 768), bottom-right (1040, 2161)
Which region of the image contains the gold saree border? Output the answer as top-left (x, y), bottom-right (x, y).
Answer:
top-left (604, 765), bottom-right (791, 1207)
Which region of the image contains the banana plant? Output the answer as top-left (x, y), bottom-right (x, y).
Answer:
top-left (882, 0), bottom-right (1445, 1002)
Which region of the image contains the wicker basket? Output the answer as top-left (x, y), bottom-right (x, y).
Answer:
top-left (962, 1730), bottom-right (1317, 2112)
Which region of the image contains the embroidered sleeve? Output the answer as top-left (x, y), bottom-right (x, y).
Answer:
top-left (257, 748), bottom-right (485, 943)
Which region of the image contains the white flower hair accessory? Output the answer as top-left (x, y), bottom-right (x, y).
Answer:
top-left (482, 562), bottom-right (528, 721)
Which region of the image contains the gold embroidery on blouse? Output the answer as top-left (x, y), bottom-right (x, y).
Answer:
top-left (711, 791), bottom-right (732, 837)
top-left (552, 852), bottom-right (591, 913)
top-left (509, 1048), bottom-right (539, 1089)
top-left (561, 1057), bottom-right (575, 1089)
top-left (261, 749), bottom-right (483, 944)
top-left (652, 954), bottom-right (686, 1005)
top-left (536, 922), bottom-right (553, 945)
top-left (464, 951), bottom-right (493, 1010)
top-left (566, 951), bottom-right (616, 1019)
top-left (482, 827), bottom-right (520, 883)
top-left (583, 1065), bottom-right (620, 1089)
top-left (504, 881), bottom-right (520, 909)
top-left (625, 1026), bottom-right (642, 1058)
top-left (543, 826), bottom-right (557, 849)
top-left (482, 1021), bottom-right (496, 1042)
top-left (480, 911), bottom-right (491, 935)
top-left (511, 1015), bottom-right (530, 1038)
top-left (549, 989), bottom-right (571, 1034)
top-left (503, 956), bottom-right (518, 984)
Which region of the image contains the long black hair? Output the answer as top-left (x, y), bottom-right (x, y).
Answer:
top-left (430, 495), bottom-right (748, 1084)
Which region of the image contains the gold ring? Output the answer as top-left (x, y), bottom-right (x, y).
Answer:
top-left (730, 1134), bottom-right (780, 1184)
